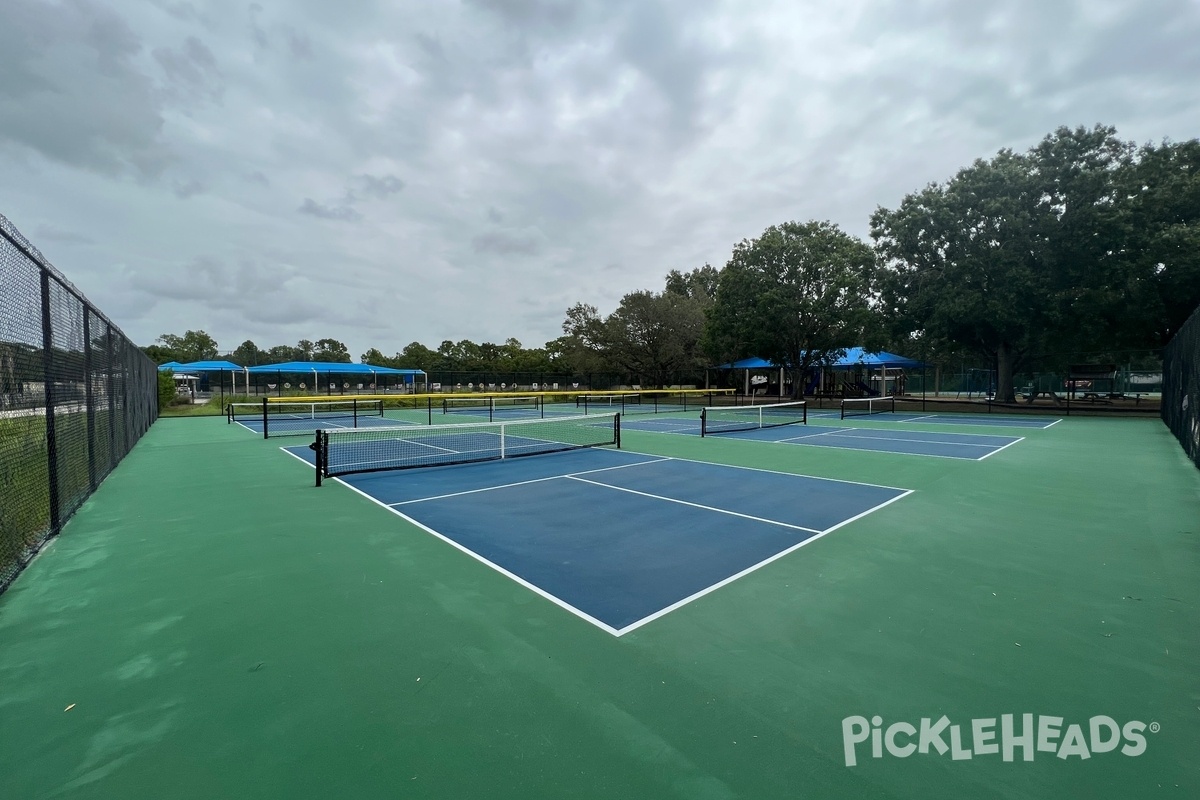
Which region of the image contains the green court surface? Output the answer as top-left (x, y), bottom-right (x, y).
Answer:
top-left (1, 414), bottom-right (1198, 799)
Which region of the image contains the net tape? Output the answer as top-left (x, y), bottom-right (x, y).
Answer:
top-left (700, 401), bottom-right (808, 436)
top-left (315, 413), bottom-right (619, 483)
top-left (841, 396), bottom-right (896, 418)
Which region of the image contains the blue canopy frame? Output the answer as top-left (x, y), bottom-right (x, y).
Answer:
top-left (710, 349), bottom-right (926, 396)
top-left (245, 361), bottom-right (427, 395)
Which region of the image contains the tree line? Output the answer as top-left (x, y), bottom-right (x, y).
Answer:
top-left (145, 125), bottom-right (1199, 402)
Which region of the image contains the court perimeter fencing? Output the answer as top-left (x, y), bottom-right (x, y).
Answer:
top-left (1162, 303), bottom-right (1200, 470)
top-left (0, 212), bottom-right (158, 595)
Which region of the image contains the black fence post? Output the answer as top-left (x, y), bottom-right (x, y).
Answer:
top-left (40, 270), bottom-right (61, 534)
top-left (83, 308), bottom-right (97, 491)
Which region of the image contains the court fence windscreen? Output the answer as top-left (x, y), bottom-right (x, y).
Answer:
top-left (314, 413), bottom-right (620, 485)
top-left (1162, 302), bottom-right (1200, 470)
top-left (0, 212), bottom-right (158, 596)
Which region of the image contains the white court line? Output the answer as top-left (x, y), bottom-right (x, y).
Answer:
top-left (279, 444), bottom-right (916, 636)
top-left (336, 477), bottom-right (625, 637)
top-left (774, 439), bottom-right (982, 461)
top-left (403, 438), bottom-right (462, 454)
top-left (615, 488), bottom-right (915, 635)
top-left (232, 419), bottom-right (261, 434)
top-left (810, 431), bottom-right (1002, 448)
top-left (975, 436), bottom-right (1026, 460)
top-left (565, 475), bottom-right (823, 535)
top-left (776, 427), bottom-right (855, 442)
top-left (389, 457), bottom-right (672, 506)
top-left (909, 416), bottom-right (1058, 429)
top-left (617, 445), bottom-right (912, 492)
top-left (807, 423), bottom-right (1025, 441)
top-left (1044, 419), bottom-right (1064, 428)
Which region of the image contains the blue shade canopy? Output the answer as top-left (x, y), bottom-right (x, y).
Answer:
top-left (245, 361), bottom-right (425, 376)
top-left (714, 350), bottom-right (925, 369)
top-left (712, 357), bottom-right (779, 369)
top-left (157, 361), bottom-right (184, 371)
top-left (172, 360), bottom-right (243, 372)
top-left (832, 348), bottom-right (925, 368)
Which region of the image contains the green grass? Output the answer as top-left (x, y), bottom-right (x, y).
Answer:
top-left (158, 395), bottom-right (245, 417)
top-left (0, 415), bottom-right (52, 581)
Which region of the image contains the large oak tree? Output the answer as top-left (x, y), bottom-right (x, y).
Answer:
top-left (704, 221), bottom-right (878, 398)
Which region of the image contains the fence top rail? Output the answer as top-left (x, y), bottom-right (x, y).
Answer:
top-left (0, 212), bottom-right (137, 349)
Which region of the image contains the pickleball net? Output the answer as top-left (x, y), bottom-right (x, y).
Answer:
top-left (312, 412), bottom-right (621, 485)
top-left (840, 396), bottom-right (896, 419)
top-left (700, 401), bottom-right (807, 436)
top-left (442, 395), bottom-right (541, 419)
top-left (227, 398), bottom-right (384, 438)
top-left (575, 393), bottom-right (641, 413)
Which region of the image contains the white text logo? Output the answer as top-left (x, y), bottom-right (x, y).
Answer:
top-left (842, 715), bottom-right (1157, 767)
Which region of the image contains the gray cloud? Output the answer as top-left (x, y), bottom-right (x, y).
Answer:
top-left (173, 180), bottom-right (205, 198)
top-left (0, 0), bottom-right (171, 177)
top-left (287, 30), bottom-right (314, 60)
top-left (357, 174), bottom-right (405, 198)
top-left (153, 36), bottom-right (223, 102)
top-left (298, 198), bottom-right (362, 222)
top-left (0, 0), bottom-right (1197, 357)
top-left (34, 225), bottom-right (96, 245)
top-left (471, 230), bottom-right (543, 256)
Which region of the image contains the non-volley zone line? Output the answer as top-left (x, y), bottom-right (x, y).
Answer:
top-left (806, 407), bottom-right (1061, 429)
top-left (619, 416), bottom-right (1024, 459)
top-left (778, 426), bottom-right (1023, 461)
top-left (280, 445), bottom-right (912, 635)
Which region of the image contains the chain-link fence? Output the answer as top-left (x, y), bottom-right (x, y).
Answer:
top-left (0, 212), bottom-right (158, 595)
top-left (1162, 304), bottom-right (1200, 469)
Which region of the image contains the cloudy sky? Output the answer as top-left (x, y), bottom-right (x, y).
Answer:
top-left (2, 0), bottom-right (1199, 358)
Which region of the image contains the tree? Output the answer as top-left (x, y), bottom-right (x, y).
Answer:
top-left (603, 291), bottom-right (707, 386)
top-left (229, 340), bottom-right (263, 366)
top-left (1120, 138), bottom-right (1200, 345)
top-left (142, 344), bottom-right (176, 364)
top-left (265, 344), bottom-right (303, 363)
top-left (157, 370), bottom-right (177, 409)
top-left (705, 221), bottom-right (878, 398)
top-left (360, 348), bottom-right (395, 368)
top-left (872, 151), bottom-right (1047, 401)
top-left (395, 342), bottom-right (439, 371)
top-left (554, 303), bottom-right (612, 375)
top-left (872, 124), bottom-right (1199, 400)
top-left (155, 330), bottom-right (218, 363)
top-left (665, 264), bottom-right (720, 303)
top-left (312, 338), bottom-right (351, 362)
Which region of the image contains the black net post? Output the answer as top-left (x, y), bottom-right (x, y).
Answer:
top-left (314, 430), bottom-right (326, 487)
top-left (261, 396), bottom-right (269, 439)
